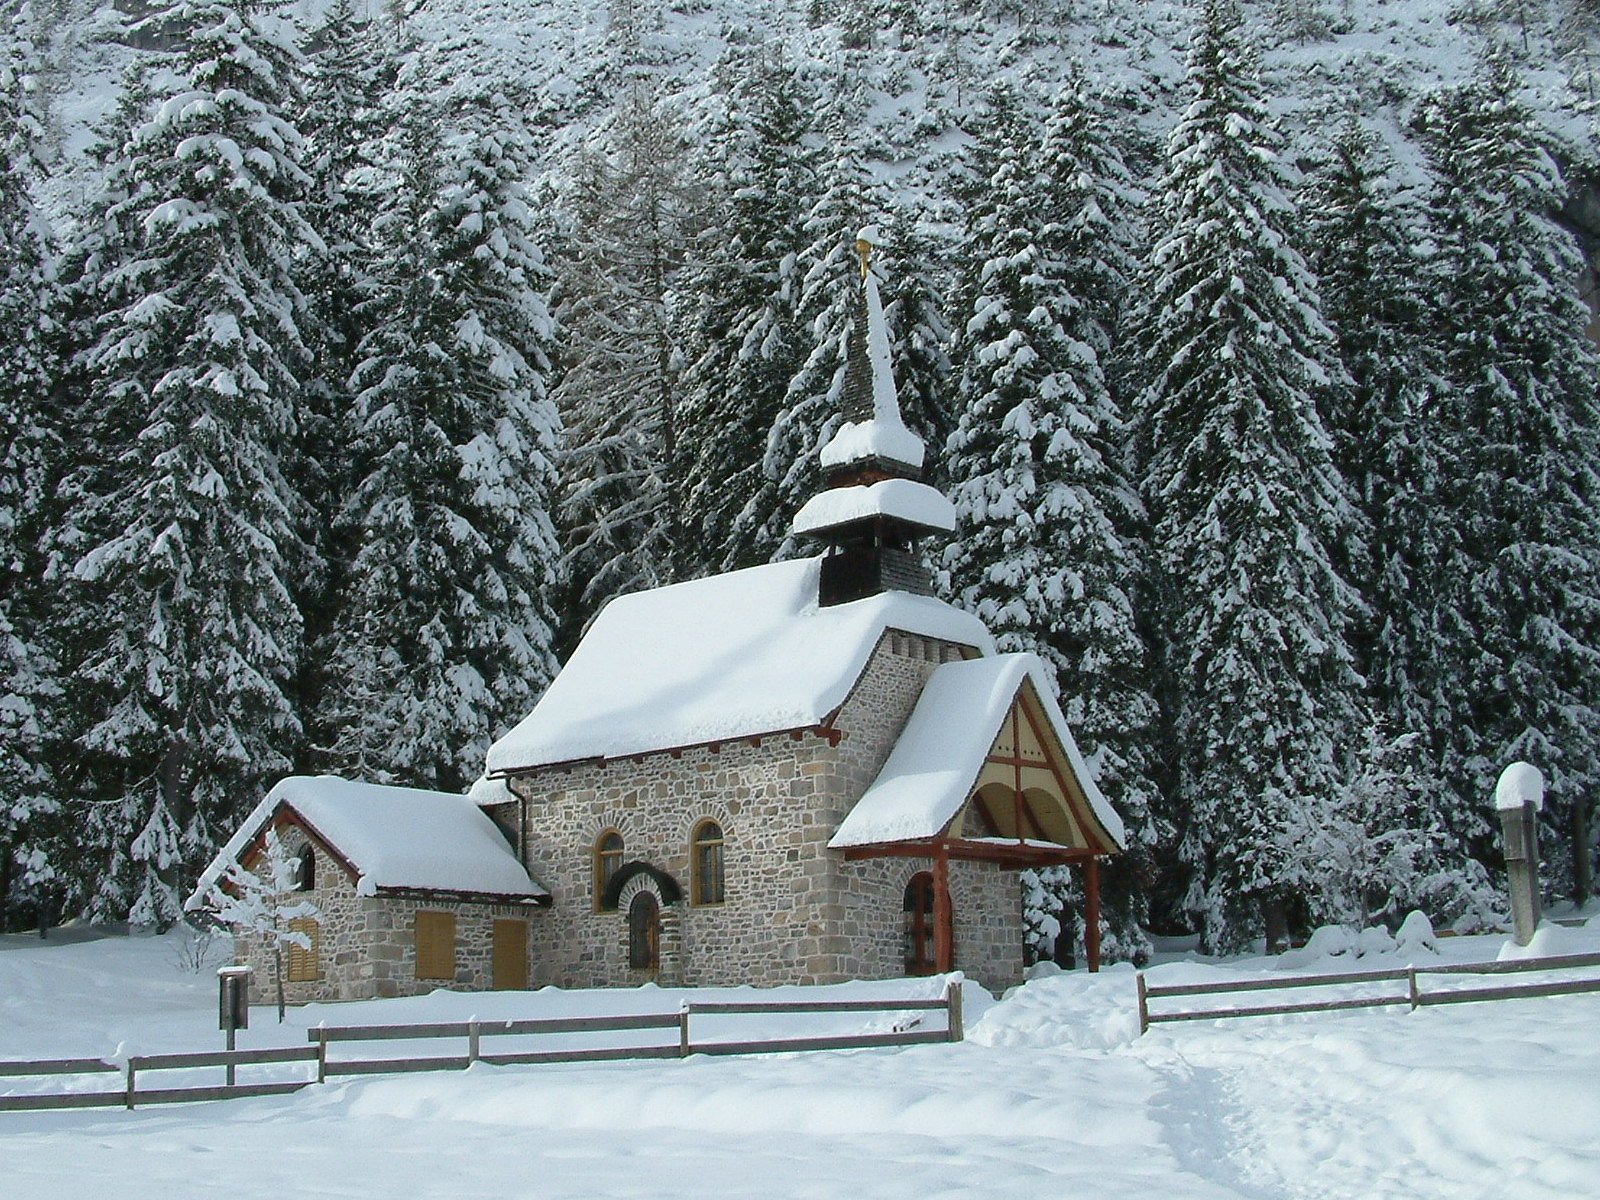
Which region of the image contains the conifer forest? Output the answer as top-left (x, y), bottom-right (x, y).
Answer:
top-left (4, 0), bottom-right (1600, 956)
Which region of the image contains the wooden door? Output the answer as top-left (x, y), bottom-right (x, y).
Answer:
top-left (492, 918), bottom-right (528, 990)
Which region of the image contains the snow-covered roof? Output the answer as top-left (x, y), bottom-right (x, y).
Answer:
top-left (486, 556), bottom-right (993, 774)
top-left (829, 654), bottom-right (1126, 851)
top-left (187, 776), bottom-right (546, 908)
top-left (792, 478), bottom-right (956, 537)
top-left (821, 417), bottom-right (926, 473)
top-left (1495, 762), bottom-right (1545, 812)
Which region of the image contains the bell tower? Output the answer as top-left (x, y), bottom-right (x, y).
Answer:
top-left (792, 227), bottom-right (955, 607)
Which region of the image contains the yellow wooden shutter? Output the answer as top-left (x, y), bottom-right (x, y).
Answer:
top-left (286, 917), bottom-right (319, 982)
top-left (414, 910), bottom-right (456, 980)
top-left (492, 919), bottom-right (528, 990)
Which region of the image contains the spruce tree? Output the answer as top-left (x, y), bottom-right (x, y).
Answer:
top-left (556, 92), bottom-right (696, 625)
top-left (317, 85), bottom-right (562, 792)
top-left (878, 208), bottom-right (954, 472)
top-left (1419, 51), bottom-right (1600, 901)
top-left (295, 0), bottom-right (391, 765)
top-left (672, 56), bottom-right (814, 577)
top-left (0, 13), bottom-right (60, 927)
top-left (945, 80), bottom-right (1157, 958)
top-left (734, 148), bottom-right (880, 564)
top-left (60, 0), bottom-right (318, 925)
top-left (1135, 0), bottom-right (1361, 951)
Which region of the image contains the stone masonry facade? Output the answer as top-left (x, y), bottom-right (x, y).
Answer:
top-left (233, 826), bottom-right (538, 1004)
top-left (490, 630), bottom-right (1026, 995)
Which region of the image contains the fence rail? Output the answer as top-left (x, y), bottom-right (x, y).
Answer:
top-left (1136, 950), bottom-right (1600, 1034)
top-left (0, 1045), bottom-right (322, 1112)
top-left (308, 983), bottom-right (963, 1077)
top-left (1, 982), bottom-right (962, 1113)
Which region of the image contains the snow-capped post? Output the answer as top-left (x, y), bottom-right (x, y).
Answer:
top-left (1495, 762), bottom-right (1545, 946)
top-left (217, 964), bottom-right (251, 1085)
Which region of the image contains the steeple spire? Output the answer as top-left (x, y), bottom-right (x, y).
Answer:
top-left (820, 226), bottom-right (926, 479)
top-left (793, 224), bottom-right (954, 606)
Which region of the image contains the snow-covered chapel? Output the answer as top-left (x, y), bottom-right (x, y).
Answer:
top-left (197, 229), bottom-right (1126, 1004)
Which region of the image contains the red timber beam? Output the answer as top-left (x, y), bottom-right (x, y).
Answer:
top-left (932, 845), bottom-right (953, 975)
top-left (839, 838), bottom-right (1096, 868)
top-left (1083, 856), bottom-right (1102, 973)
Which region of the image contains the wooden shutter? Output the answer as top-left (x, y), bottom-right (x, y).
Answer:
top-left (286, 917), bottom-right (319, 982)
top-left (414, 910), bottom-right (456, 981)
top-left (492, 919), bottom-right (528, 990)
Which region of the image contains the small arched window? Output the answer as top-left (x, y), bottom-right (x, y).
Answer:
top-left (691, 820), bottom-right (725, 906)
top-left (295, 845), bottom-right (315, 892)
top-left (594, 831), bottom-right (624, 908)
top-left (628, 891), bottom-right (660, 971)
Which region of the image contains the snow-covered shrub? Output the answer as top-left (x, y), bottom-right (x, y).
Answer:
top-left (1285, 719), bottom-right (1502, 934)
top-left (196, 829), bottom-right (321, 1021)
top-left (1395, 910), bottom-right (1438, 955)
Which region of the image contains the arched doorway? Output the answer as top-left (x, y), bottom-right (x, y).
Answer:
top-left (628, 891), bottom-right (660, 972)
top-left (903, 872), bottom-right (952, 975)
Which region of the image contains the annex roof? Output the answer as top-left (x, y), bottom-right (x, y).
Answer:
top-left (829, 653), bottom-right (1126, 852)
top-left (485, 556), bottom-right (993, 774)
top-left (186, 776), bottom-right (546, 908)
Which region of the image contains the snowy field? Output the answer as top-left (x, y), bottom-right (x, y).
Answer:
top-left (2, 922), bottom-right (1598, 1199)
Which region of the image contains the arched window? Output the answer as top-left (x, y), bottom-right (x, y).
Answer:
top-left (903, 872), bottom-right (952, 975)
top-left (628, 892), bottom-right (660, 971)
top-left (691, 820), bottom-right (725, 906)
top-left (295, 845), bottom-right (315, 892)
top-left (594, 831), bottom-right (624, 908)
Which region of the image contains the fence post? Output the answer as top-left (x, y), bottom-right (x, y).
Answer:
top-left (124, 1059), bottom-right (136, 1111)
top-left (468, 1020), bottom-right (481, 1066)
top-left (316, 1030), bottom-right (327, 1084)
top-left (1407, 966), bottom-right (1420, 1011)
top-left (945, 979), bottom-right (964, 1043)
top-left (1136, 973), bottom-right (1150, 1036)
top-left (678, 1003), bottom-right (692, 1057)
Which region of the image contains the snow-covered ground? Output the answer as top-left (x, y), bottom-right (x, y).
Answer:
top-left (2, 921), bottom-right (1597, 1198)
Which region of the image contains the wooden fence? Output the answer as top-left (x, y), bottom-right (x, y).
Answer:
top-left (0, 982), bottom-right (962, 1113)
top-left (310, 986), bottom-right (963, 1077)
top-left (0, 1046), bottom-right (321, 1112)
top-left (1136, 949), bottom-right (1600, 1034)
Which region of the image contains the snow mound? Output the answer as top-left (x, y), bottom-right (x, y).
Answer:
top-left (1355, 926), bottom-right (1397, 957)
top-left (1395, 910), bottom-right (1438, 955)
top-left (1498, 922), bottom-right (1593, 962)
top-left (967, 964), bottom-right (1143, 1050)
top-left (1274, 925), bottom-right (1356, 968)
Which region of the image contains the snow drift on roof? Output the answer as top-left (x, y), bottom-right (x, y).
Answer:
top-left (792, 478), bottom-right (956, 536)
top-left (486, 556), bottom-right (992, 774)
top-left (829, 654), bottom-right (1125, 851)
top-left (186, 776), bottom-right (545, 908)
top-left (820, 417), bottom-right (927, 472)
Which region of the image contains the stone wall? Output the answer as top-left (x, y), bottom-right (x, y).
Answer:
top-left (231, 826), bottom-right (538, 1004)
top-left (496, 630), bottom-right (1025, 995)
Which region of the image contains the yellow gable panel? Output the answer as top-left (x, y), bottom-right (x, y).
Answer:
top-left (1015, 708), bottom-right (1048, 763)
top-left (957, 686), bottom-right (1113, 854)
